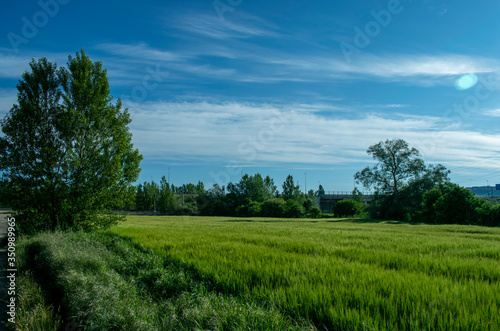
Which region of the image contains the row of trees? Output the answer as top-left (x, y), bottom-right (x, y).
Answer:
top-left (3, 52), bottom-right (497, 236)
top-left (355, 139), bottom-right (500, 226)
top-left (197, 174), bottom-right (321, 218)
top-left (121, 174), bottom-right (322, 218)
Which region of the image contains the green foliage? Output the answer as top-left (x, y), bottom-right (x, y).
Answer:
top-left (333, 199), bottom-right (363, 217)
top-left (351, 187), bottom-right (364, 204)
top-left (421, 183), bottom-right (500, 226)
top-left (0, 50), bottom-right (142, 234)
top-left (12, 272), bottom-right (60, 331)
top-left (236, 199), bottom-right (263, 217)
top-left (228, 173), bottom-right (277, 203)
top-left (260, 198), bottom-right (287, 217)
top-left (307, 206), bottom-right (322, 218)
top-left (284, 199), bottom-right (306, 218)
top-left (17, 231), bottom-right (313, 330)
top-left (355, 139), bottom-right (426, 195)
top-left (110, 216), bottom-right (500, 331)
top-left (282, 175), bottom-right (302, 201)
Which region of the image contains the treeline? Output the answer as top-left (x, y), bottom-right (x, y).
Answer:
top-left (368, 181), bottom-right (500, 226)
top-left (356, 139), bottom-right (500, 227)
top-left (119, 174), bottom-right (323, 218)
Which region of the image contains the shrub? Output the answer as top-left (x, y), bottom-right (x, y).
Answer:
top-left (284, 200), bottom-right (306, 218)
top-left (307, 206), bottom-right (322, 218)
top-left (261, 199), bottom-right (286, 217)
top-left (333, 200), bottom-right (363, 217)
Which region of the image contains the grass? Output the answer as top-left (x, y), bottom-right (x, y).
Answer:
top-left (9, 272), bottom-right (60, 331)
top-left (106, 216), bottom-right (500, 330)
top-left (16, 230), bottom-right (314, 330)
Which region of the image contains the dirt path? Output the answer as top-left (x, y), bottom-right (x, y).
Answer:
top-left (0, 210), bottom-right (11, 330)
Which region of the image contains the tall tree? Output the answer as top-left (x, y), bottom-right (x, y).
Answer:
top-left (282, 175), bottom-right (302, 201)
top-left (354, 139), bottom-right (425, 196)
top-left (0, 50), bottom-right (142, 233)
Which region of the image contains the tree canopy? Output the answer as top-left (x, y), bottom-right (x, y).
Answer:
top-left (0, 50), bottom-right (142, 234)
top-left (354, 139), bottom-right (426, 195)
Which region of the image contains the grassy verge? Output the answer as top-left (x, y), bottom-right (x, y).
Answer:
top-left (10, 272), bottom-right (60, 331)
top-left (15, 231), bottom-right (315, 330)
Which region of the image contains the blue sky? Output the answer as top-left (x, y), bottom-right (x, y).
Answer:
top-left (1, 0), bottom-right (500, 192)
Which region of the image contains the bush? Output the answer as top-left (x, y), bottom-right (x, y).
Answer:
top-left (333, 200), bottom-right (363, 217)
top-left (261, 199), bottom-right (286, 217)
top-left (307, 206), bottom-right (322, 218)
top-left (284, 200), bottom-right (306, 218)
top-left (236, 200), bottom-right (262, 217)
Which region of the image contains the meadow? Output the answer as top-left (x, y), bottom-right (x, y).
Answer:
top-left (107, 216), bottom-right (500, 330)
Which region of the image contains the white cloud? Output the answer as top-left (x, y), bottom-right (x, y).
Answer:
top-left (483, 109), bottom-right (500, 117)
top-left (0, 54), bottom-right (32, 79)
top-left (126, 100), bottom-right (500, 174)
top-left (174, 13), bottom-right (281, 39)
top-left (0, 89), bottom-right (17, 116)
top-left (334, 54), bottom-right (500, 78)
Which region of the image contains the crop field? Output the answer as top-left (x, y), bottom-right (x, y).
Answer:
top-left (107, 216), bottom-right (500, 330)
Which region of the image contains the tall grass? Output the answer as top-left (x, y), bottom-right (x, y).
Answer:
top-left (16, 230), bottom-right (314, 330)
top-left (108, 216), bottom-right (500, 330)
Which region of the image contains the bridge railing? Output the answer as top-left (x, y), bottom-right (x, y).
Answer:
top-left (323, 191), bottom-right (374, 196)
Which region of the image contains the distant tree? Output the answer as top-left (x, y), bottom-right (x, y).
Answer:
top-left (425, 183), bottom-right (482, 225)
top-left (261, 198), bottom-right (286, 217)
top-left (227, 173), bottom-right (276, 203)
top-left (0, 51), bottom-right (142, 234)
top-left (351, 187), bottom-right (364, 204)
top-left (197, 184), bottom-right (231, 216)
top-left (307, 206), bottom-right (322, 219)
top-left (196, 181), bottom-right (205, 195)
top-left (355, 139), bottom-right (425, 196)
top-left (318, 185), bottom-right (325, 196)
top-left (284, 199), bottom-right (306, 218)
top-left (334, 200), bottom-right (363, 217)
top-left (282, 175), bottom-right (302, 201)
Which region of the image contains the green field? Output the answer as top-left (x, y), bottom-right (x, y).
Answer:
top-left (107, 216), bottom-right (500, 330)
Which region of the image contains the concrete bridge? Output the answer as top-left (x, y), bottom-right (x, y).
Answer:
top-left (318, 192), bottom-right (375, 213)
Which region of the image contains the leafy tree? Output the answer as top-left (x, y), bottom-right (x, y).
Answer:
top-left (0, 51), bottom-right (142, 233)
top-left (282, 175), bottom-right (302, 201)
top-left (284, 199), bottom-right (306, 218)
top-left (195, 181), bottom-right (205, 195)
top-left (351, 187), bottom-right (364, 204)
top-left (236, 199), bottom-right (262, 217)
top-left (261, 198), bottom-right (286, 217)
top-left (355, 139), bottom-right (425, 196)
top-left (429, 183), bottom-right (481, 225)
top-left (334, 200), bottom-right (363, 217)
top-left (157, 176), bottom-right (181, 214)
top-left (307, 206), bottom-right (322, 218)
top-left (227, 173), bottom-right (276, 203)
top-left (197, 184), bottom-right (231, 216)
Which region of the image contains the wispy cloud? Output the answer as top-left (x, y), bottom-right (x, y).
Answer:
top-left (0, 89), bottom-right (17, 116)
top-left (483, 109), bottom-right (500, 117)
top-left (174, 12), bottom-right (281, 39)
top-left (125, 100), bottom-right (500, 173)
top-left (333, 54), bottom-right (500, 78)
